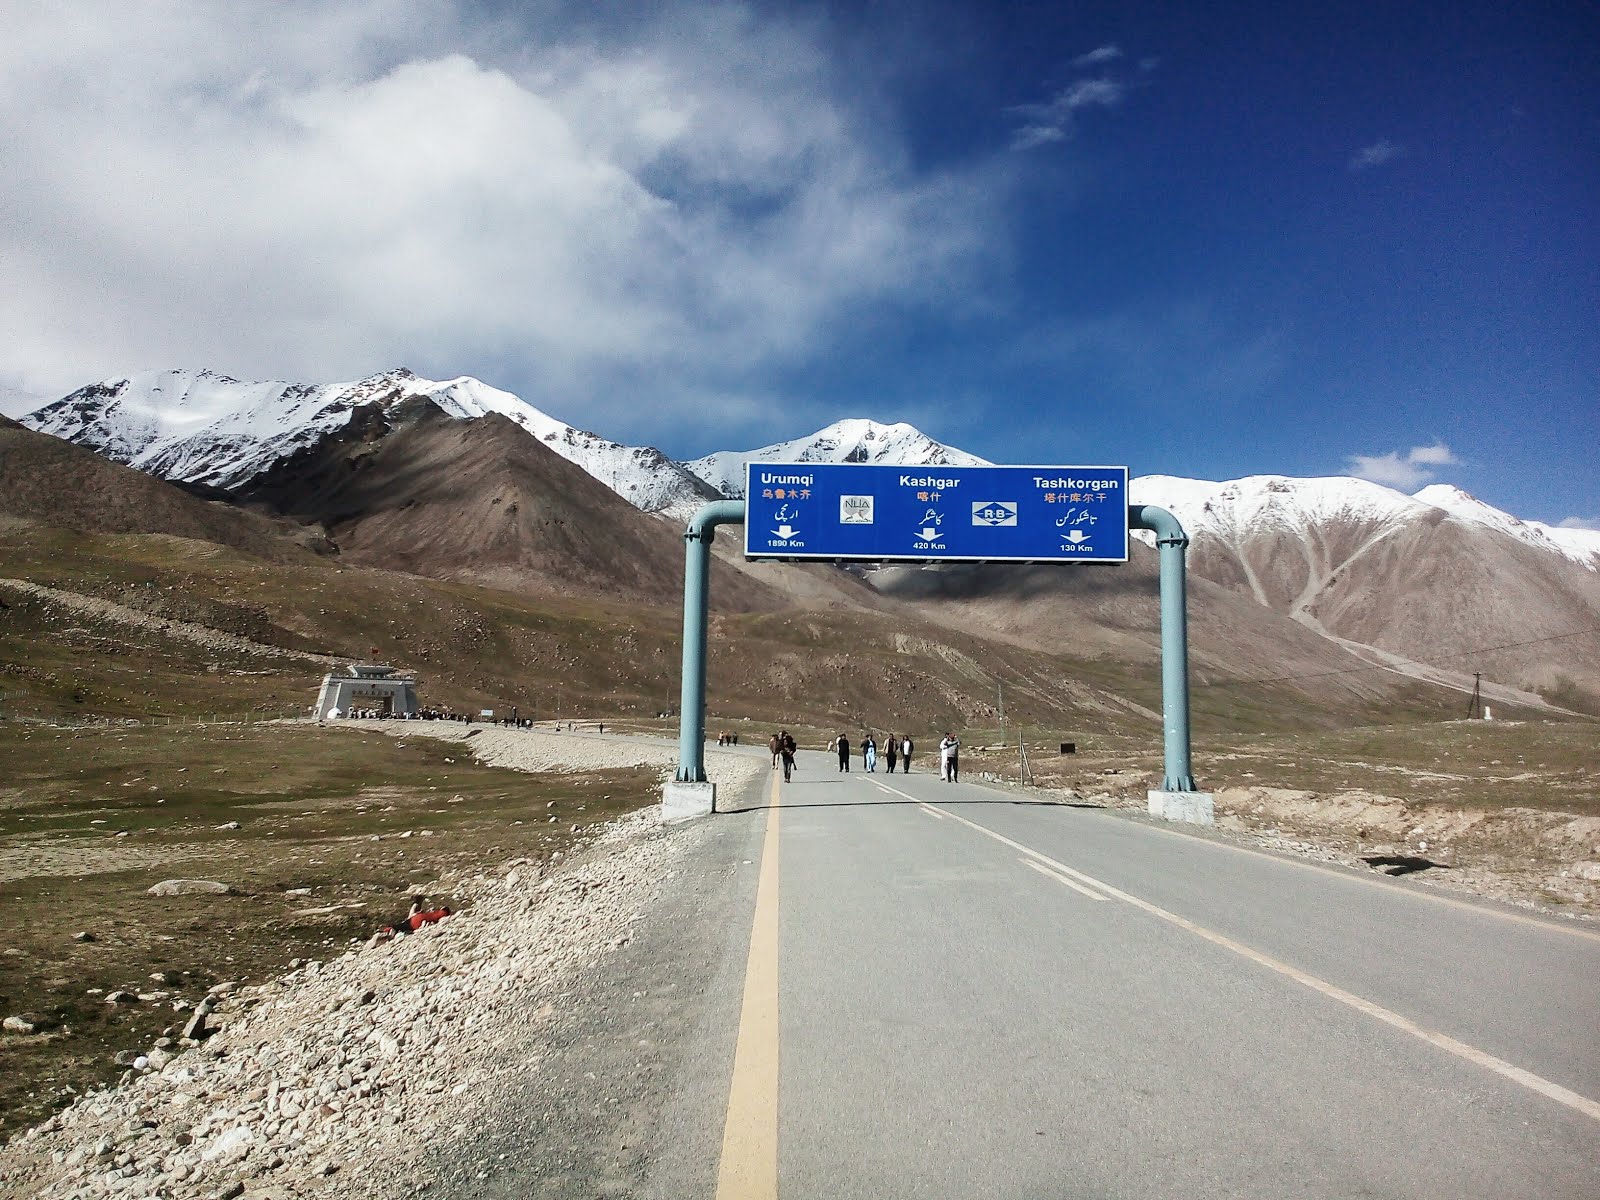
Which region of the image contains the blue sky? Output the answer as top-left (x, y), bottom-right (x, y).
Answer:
top-left (1, 1), bottom-right (1595, 525)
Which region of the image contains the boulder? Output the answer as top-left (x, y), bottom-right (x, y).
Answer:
top-left (147, 880), bottom-right (233, 897)
top-left (182, 998), bottom-right (215, 1040)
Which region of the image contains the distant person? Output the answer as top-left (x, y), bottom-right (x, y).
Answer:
top-left (900, 735), bottom-right (913, 773)
top-left (779, 730), bottom-right (797, 782)
top-left (884, 735), bottom-right (898, 773)
top-left (939, 732), bottom-right (960, 783)
top-left (863, 733), bottom-right (877, 773)
top-left (837, 733), bottom-right (851, 772)
top-left (769, 733), bottom-right (781, 770)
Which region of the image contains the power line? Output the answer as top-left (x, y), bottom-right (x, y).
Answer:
top-left (1200, 625), bottom-right (1600, 689)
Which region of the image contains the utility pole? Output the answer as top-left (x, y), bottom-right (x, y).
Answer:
top-left (997, 678), bottom-right (1005, 742)
top-left (1467, 672), bottom-right (1483, 719)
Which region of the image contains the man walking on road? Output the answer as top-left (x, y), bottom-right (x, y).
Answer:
top-left (900, 735), bottom-right (913, 772)
top-left (863, 733), bottom-right (877, 773)
top-left (939, 732), bottom-right (960, 783)
top-left (779, 730), bottom-right (796, 782)
top-left (884, 735), bottom-right (898, 773)
top-left (837, 733), bottom-right (851, 772)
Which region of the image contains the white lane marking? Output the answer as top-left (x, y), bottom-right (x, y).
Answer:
top-left (925, 800), bottom-right (1600, 1127)
top-left (1023, 857), bottom-right (1108, 901)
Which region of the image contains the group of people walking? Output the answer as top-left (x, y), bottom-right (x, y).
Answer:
top-left (828, 732), bottom-right (917, 774)
top-left (766, 730), bottom-right (961, 782)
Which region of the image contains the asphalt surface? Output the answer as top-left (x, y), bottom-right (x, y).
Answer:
top-left (455, 748), bottom-right (1600, 1198)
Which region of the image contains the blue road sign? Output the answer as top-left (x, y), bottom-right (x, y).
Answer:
top-left (743, 463), bottom-right (1129, 562)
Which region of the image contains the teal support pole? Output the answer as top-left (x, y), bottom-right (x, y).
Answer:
top-left (1128, 504), bottom-right (1198, 791)
top-left (676, 500), bottom-right (747, 782)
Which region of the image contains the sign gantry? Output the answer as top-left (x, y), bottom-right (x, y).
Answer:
top-left (663, 464), bottom-right (1210, 825)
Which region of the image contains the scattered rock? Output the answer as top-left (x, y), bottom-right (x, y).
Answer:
top-left (216, 821), bottom-right (242, 831)
top-left (147, 879), bottom-right (233, 897)
top-left (3, 1014), bottom-right (42, 1034)
top-left (73, 931), bottom-right (97, 943)
top-left (181, 999), bottom-right (215, 1041)
top-left (0, 761), bottom-right (728, 1200)
top-left (105, 991), bottom-right (138, 1006)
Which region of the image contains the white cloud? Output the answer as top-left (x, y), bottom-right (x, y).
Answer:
top-left (1072, 45), bottom-right (1122, 69)
top-left (1346, 442), bottom-right (1460, 487)
top-left (1349, 139), bottom-right (1403, 171)
top-left (1010, 78), bottom-right (1129, 151)
top-left (0, 1), bottom-right (998, 438)
top-left (1557, 516), bottom-right (1600, 531)
top-left (1405, 442), bottom-right (1458, 466)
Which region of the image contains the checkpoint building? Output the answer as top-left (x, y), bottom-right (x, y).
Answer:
top-left (313, 664), bottom-right (419, 719)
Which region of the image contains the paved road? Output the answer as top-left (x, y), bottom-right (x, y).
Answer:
top-left (448, 749), bottom-right (1600, 1198)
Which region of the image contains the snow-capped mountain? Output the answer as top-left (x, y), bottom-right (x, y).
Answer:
top-left (685, 418), bottom-right (991, 498)
top-left (1124, 472), bottom-right (1600, 709)
top-left (1128, 475), bottom-right (1600, 573)
top-left (20, 366), bottom-right (1596, 581)
top-left (21, 369), bottom-right (717, 521)
top-left (1132, 473), bottom-right (1436, 536)
top-left (1413, 483), bottom-right (1600, 569)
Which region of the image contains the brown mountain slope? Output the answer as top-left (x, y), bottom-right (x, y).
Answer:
top-left (0, 415), bottom-right (315, 562)
top-left (1184, 508), bottom-right (1600, 709)
top-left (1307, 517), bottom-right (1600, 704)
top-left (867, 549), bottom-right (1423, 712)
top-left (236, 400), bottom-right (783, 610)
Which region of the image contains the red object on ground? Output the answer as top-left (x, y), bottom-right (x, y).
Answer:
top-left (404, 907), bottom-right (452, 931)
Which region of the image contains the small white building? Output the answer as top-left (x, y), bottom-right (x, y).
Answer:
top-left (314, 664), bottom-right (419, 720)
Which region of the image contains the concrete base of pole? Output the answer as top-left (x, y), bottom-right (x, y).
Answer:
top-left (662, 781), bottom-right (717, 822)
top-left (1148, 789), bottom-right (1214, 825)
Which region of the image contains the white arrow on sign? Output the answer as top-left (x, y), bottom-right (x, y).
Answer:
top-left (917, 526), bottom-right (939, 540)
top-left (774, 524), bottom-right (798, 538)
top-left (1063, 529), bottom-right (1090, 544)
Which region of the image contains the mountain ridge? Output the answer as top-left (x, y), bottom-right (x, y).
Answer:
top-left (18, 368), bottom-right (1594, 570)
top-left (14, 367), bottom-right (1600, 711)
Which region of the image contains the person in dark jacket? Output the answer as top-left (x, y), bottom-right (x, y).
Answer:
top-left (884, 735), bottom-right (898, 773)
top-left (779, 730), bottom-right (797, 782)
top-left (837, 733), bottom-right (851, 772)
top-left (900, 735), bottom-right (913, 772)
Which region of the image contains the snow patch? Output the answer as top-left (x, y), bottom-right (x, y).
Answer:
top-left (686, 418), bottom-right (990, 498)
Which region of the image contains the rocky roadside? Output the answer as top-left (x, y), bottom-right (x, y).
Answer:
top-left (1042, 773), bottom-right (1600, 921)
top-left (0, 737), bottom-right (767, 1200)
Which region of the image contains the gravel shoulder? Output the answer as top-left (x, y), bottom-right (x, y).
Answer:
top-left (0, 726), bottom-right (767, 1200)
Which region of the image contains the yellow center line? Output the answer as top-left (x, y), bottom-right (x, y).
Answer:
top-left (926, 800), bottom-right (1600, 1127)
top-left (715, 769), bottom-right (782, 1199)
